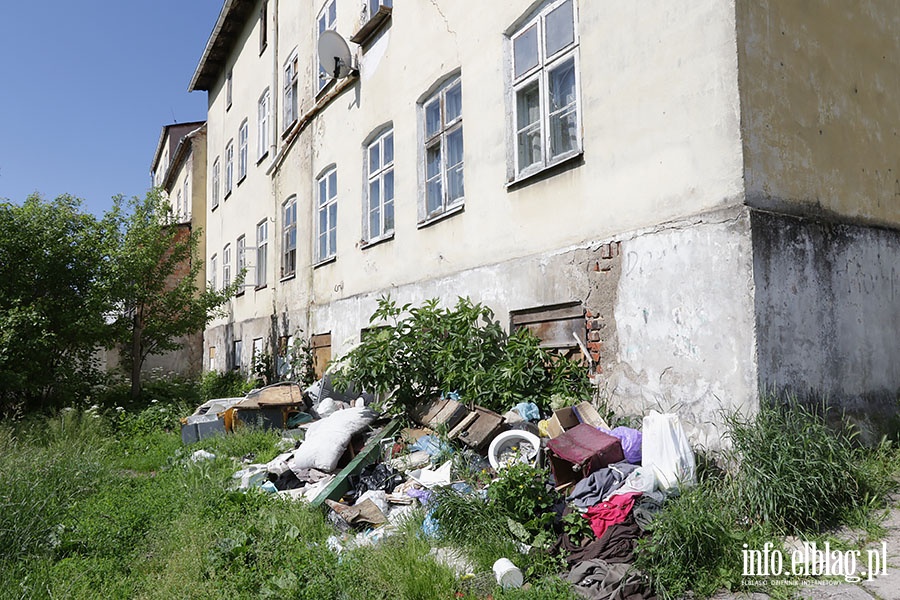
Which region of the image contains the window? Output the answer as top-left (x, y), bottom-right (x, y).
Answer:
top-left (209, 346), bottom-right (216, 371)
top-left (225, 140), bottom-right (234, 196)
top-left (282, 196), bottom-right (297, 278)
top-left (256, 220), bottom-right (268, 288)
top-left (223, 243), bottom-right (232, 289)
top-left (176, 189), bottom-right (183, 221)
top-left (209, 254), bottom-right (218, 290)
top-left (211, 157), bottom-right (220, 209)
top-left (233, 340), bottom-right (243, 371)
top-left (183, 177), bottom-right (190, 219)
top-left (283, 53), bottom-right (299, 130)
top-left (364, 129), bottom-right (394, 241)
top-left (259, 1), bottom-right (268, 54)
top-left (316, 0), bottom-right (337, 93)
top-left (316, 167), bottom-right (338, 262)
top-left (238, 120), bottom-right (249, 181)
top-left (236, 235), bottom-right (246, 295)
top-left (258, 89), bottom-right (270, 160)
top-left (366, 0), bottom-right (392, 21)
top-left (509, 0), bottom-right (580, 179)
top-left (252, 338), bottom-right (264, 368)
top-left (421, 76), bottom-right (464, 220)
top-left (226, 70), bottom-right (233, 109)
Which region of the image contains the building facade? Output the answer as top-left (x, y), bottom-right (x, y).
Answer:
top-left (189, 0), bottom-right (900, 446)
top-left (144, 121), bottom-right (209, 377)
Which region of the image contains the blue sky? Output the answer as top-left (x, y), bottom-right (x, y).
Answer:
top-left (0, 2), bottom-right (222, 216)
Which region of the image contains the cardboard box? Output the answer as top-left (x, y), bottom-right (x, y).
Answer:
top-left (546, 402), bottom-right (610, 438)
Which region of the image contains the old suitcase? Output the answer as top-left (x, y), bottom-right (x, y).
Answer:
top-left (546, 423), bottom-right (625, 489)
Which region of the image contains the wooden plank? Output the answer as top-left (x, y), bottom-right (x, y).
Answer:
top-left (411, 398), bottom-right (446, 426)
top-left (458, 407), bottom-right (505, 449)
top-left (447, 411), bottom-right (479, 440)
top-left (310, 417), bottom-right (402, 508)
top-left (429, 399), bottom-right (468, 430)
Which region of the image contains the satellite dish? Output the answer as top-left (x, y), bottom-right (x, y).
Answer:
top-left (317, 30), bottom-right (356, 79)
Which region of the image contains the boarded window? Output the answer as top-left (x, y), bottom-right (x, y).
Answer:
top-left (510, 302), bottom-right (586, 362)
top-left (310, 333), bottom-right (332, 379)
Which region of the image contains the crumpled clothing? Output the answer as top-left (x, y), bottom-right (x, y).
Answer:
top-left (605, 467), bottom-right (657, 501)
top-left (584, 492), bottom-right (641, 539)
top-left (565, 558), bottom-right (656, 600)
top-left (557, 513), bottom-right (646, 566)
top-left (632, 491), bottom-right (666, 531)
top-left (568, 462), bottom-right (637, 509)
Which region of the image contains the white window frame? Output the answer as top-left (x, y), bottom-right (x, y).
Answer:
top-left (209, 253), bottom-right (218, 290)
top-left (364, 128), bottom-right (394, 242)
top-left (175, 188), bottom-right (183, 221)
top-left (316, 0), bottom-right (337, 94)
top-left (233, 339), bottom-right (243, 371)
top-left (283, 52), bottom-right (299, 130)
top-left (238, 120), bottom-right (249, 181)
top-left (256, 220), bottom-right (268, 289)
top-left (226, 70), bottom-right (233, 110)
top-left (211, 157), bottom-right (220, 209)
top-left (183, 177), bottom-right (190, 220)
top-left (316, 167), bottom-right (338, 263)
top-left (258, 88), bottom-right (270, 160)
top-left (223, 243), bottom-right (232, 289)
top-left (282, 196), bottom-right (297, 278)
top-left (225, 140), bottom-right (234, 196)
top-left (236, 235), bottom-right (246, 295)
top-left (365, 0), bottom-right (392, 22)
top-left (508, 0), bottom-right (581, 181)
top-left (419, 75), bottom-right (464, 222)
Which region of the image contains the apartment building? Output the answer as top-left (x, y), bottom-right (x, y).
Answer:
top-left (143, 121), bottom-right (209, 376)
top-left (190, 0), bottom-right (900, 446)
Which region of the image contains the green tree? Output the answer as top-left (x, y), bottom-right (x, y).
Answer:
top-left (105, 190), bottom-right (242, 399)
top-left (0, 195), bottom-right (112, 410)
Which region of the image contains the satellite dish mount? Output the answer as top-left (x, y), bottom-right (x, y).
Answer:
top-left (317, 30), bottom-right (358, 80)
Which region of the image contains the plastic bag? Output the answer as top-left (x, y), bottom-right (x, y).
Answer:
top-left (603, 426), bottom-right (643, 464)
top-left (641, 411), bottom-right (696, 491)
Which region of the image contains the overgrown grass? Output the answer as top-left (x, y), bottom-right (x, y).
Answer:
top-left (0, 401), bottom-right (578, 600)
top-left (636, 401), bottom-right (900, 599)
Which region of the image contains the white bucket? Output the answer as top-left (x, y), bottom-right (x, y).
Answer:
top-left (492, 557), bottom-right (524, 588)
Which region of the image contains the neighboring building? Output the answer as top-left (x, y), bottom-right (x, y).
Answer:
top-left (143, 121), bottom-right (209, 377)
top-left (189, 0), bottom-right (900, 446)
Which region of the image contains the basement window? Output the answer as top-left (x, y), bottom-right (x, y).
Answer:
top-left (510, 301), bottom-right (586, 363)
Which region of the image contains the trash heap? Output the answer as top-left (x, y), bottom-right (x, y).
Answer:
top-left (180, 378), bottom-right (697, 598)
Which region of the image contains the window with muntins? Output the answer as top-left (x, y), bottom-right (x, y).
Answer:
top-left (258, 89), bottom-right (270, 160)
top-left (238, 120), bottom-right (248, 181)
top-left (316, 0), bottom-right (337, 93)
top-left (256, 220), bottom-right (268, 288)
top-left (211, 158), bottom-right (220, 209)
top-left (284, 54), bottom-right (299, 130)
top-left (316, 168), bottom-right (337, 262)
top-left (176, 189), bottom-right (183, 221)
top-left (210, 254), bottom-right (218, 290)
top-left (223, 243), bottom-right (232, 289)
top-left (183, 177), bottom-right (190, 220)
top-left (365, 129), bottom-right (394, 241)
top-left (236, 235), bottom-right (246, 294)
top-left (282, 196), bottom-right (297, 278)
top-left (510, 0), bottom-right (580, 179)
top-left (366, 0), bottom-right (392, 21)
top-left (225, 141), bottom-right (234, 196)
top-left (422, 76), bottom-right (464, 220)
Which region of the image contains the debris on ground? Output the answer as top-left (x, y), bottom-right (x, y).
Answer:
top-left (177, 377), bottom-right (703, 598)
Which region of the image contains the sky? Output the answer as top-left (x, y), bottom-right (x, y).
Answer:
top-left (0, 2), bottom-right (223, 216)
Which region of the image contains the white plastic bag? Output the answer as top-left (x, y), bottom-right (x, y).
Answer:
top-left (641, 411), bottom-right (696, 491)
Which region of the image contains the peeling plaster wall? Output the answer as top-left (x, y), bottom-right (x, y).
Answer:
top-left (737, 0), bottom-right (900, 227)
top-left (752, 211), bottom-right (900, 439)
top-left (607, 206), bottom-right (758, 450)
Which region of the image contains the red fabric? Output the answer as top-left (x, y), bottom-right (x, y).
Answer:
top-left (584, 492), bottom-right (642, 539)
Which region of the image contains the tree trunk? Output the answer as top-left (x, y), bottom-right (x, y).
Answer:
top-left (130, 309), bottom-right (143, 400)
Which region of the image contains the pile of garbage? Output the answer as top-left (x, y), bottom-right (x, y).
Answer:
top-left (180, 379), bottom-right (697, 597)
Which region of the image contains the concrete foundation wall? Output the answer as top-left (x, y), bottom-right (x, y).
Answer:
top-left (752, 210), bottom-right (900, 438)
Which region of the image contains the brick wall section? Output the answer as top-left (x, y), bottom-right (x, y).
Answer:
top-left (585, 241), bottom-right (621, 375)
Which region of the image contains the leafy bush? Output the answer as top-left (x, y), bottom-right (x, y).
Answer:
top-left (334, 296), bottom-right (591, 414)
top-left (199, 369), bottom-right (255, 401)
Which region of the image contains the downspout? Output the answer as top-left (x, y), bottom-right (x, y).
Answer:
top-left (271, 0), bottom-right (279, 161)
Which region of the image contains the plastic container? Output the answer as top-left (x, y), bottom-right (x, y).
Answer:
top-left (488, 430), bottom-right (542, 471)
top-left (492, 558), bottom-right (523, 588)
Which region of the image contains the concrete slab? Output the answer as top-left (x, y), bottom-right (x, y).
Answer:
top-left (798, 584), bottom-right (876, 600)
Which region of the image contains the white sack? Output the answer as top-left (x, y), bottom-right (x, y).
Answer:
top-left (288, 407), bottom-right (376, 473)
top-left (641, 411), bottom-right (696, 492)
